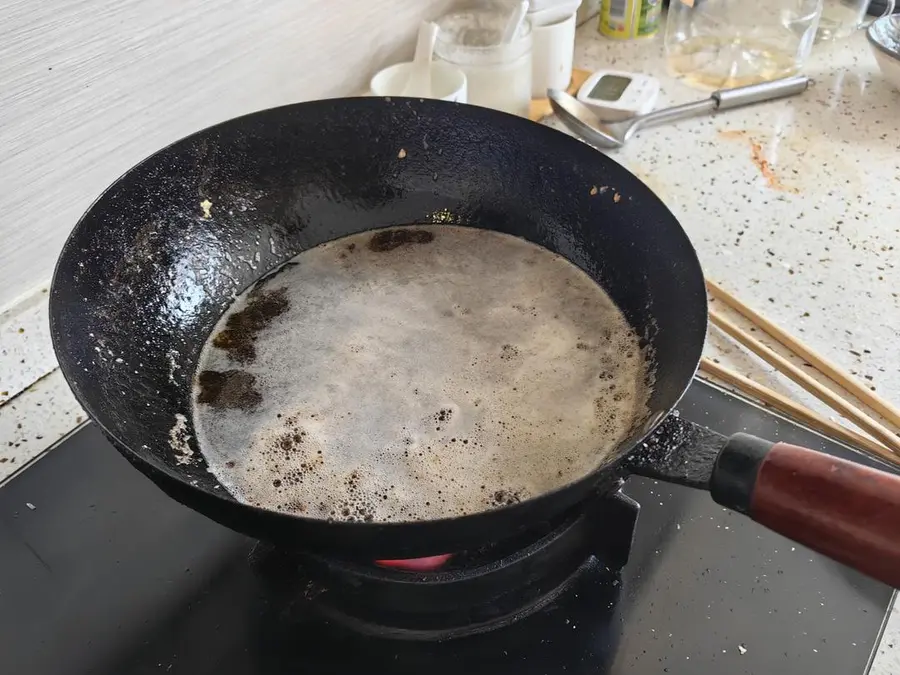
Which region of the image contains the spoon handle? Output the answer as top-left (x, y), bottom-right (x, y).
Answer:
top-left (632, 98), bottom-right (717, 131)
top-left (632, 75), bottom-right (810, 132)
top-left (501, 1), bottom-right (529, 43)
top-left (401, 21), bottom-right (439, 97)
top-left (714, 75), bottom-right (811, 109)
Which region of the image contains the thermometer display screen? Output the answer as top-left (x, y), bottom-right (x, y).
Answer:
top-left (588, 74), bottom-right (632, 101)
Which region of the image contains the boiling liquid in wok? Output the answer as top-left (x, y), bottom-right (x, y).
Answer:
top-left (192, 226), bottom-right (652, 523)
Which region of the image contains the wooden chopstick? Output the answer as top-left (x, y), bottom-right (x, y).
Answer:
top-left (699, 358), bottom-right (897, 465)
top-left (708, 308), bottom-right (900, 453)
top-left (707, 279), bottom-right (900, 430)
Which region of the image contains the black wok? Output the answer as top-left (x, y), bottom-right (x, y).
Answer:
top-left (50, 98), bottom-right (900, 586)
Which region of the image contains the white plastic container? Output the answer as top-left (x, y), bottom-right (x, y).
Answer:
top-left (434, 9), bottom-right (533, 117)
top-left (531, 13), bottom-right (577, 97)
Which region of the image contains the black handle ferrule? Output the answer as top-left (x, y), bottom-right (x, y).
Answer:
top-left (709, 434), bottom-right (775, 514)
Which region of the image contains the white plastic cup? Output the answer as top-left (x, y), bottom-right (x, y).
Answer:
top-left (531, 13), bottom-right (577, 98)
top-left (370, 62), bottom-right (468, 102)
top-left (527, 0), bottom-right (583, 27)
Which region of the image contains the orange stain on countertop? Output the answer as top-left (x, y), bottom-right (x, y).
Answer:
top-left (719, 129), bottom-right (799, 194)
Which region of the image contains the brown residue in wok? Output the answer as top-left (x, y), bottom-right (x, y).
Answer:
top-left (499, 344), bottom-right (520, 360)
top-left (196, 370), bottom-right (262, 410)
top-left (212, 287), bottom-right (289, 363)
top-left (492, 489), bottom-right (524, 506)
top-left (368, 228), bottom-right (435, 252)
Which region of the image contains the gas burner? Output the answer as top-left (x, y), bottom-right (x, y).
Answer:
top-left (249, 490), bottom-right (639, 640)
top-left (376, 554), bottom-right (454, 571)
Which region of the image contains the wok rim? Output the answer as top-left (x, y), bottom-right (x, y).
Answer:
top-left (48, 96), bottom-right (708, 544)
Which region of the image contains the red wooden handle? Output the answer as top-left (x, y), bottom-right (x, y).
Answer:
top-left (751, 442), bottom-right (900, 588)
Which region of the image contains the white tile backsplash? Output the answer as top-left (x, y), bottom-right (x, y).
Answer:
top-left (0, 0), bottom-right (456, 310)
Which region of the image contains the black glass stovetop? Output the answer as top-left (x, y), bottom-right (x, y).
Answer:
top-left (0, 380), bottom-right (894, 675)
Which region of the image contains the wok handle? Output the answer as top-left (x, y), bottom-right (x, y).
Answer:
top-left (710, 435), bottom-right (900, 589)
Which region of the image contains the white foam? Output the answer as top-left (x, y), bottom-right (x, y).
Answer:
top-left (192, 226), bottom-right (651, 523)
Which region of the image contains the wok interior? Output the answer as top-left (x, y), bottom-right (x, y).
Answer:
top-left (50, 98), bottom-right (707, 505)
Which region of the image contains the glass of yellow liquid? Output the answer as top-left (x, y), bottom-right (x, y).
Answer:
top-left (664, 0), bottom-right (823, 89)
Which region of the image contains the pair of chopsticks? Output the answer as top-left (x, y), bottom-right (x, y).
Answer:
top-left (700, 280), bottom-right (900, 464)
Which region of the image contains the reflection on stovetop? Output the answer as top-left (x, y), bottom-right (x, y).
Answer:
top-left (0, 381), bottom-right (894, 675)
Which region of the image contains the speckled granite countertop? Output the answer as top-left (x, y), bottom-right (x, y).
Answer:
top-left (1, 22), bottom-right (898, 673)
top-left (553, 28), bottom-right (899, 672)
top-left (552, 26), bottom-right (899, 439)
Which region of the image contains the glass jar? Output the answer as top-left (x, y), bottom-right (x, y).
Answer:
top-left (816, 0), bottom-right (895, 41)
top-left (664, 0), bottom-right (823, 89)
top-left (435, 9), bottom-right (533, 117)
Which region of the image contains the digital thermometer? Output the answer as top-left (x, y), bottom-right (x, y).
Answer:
top-left (576, 70), bottom-right (660, 121)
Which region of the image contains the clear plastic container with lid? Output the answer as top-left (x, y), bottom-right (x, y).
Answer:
top-left (435, 8), bottom-right (533, 117)
top-left (664, 0), bottom-right (822, 89)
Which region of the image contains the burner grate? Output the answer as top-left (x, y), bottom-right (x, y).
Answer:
top-left (249, 489), bottom-right (640, 640)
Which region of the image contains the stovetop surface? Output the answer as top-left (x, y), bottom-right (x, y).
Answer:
top-left (0, 380), bottom-right (893, 675)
